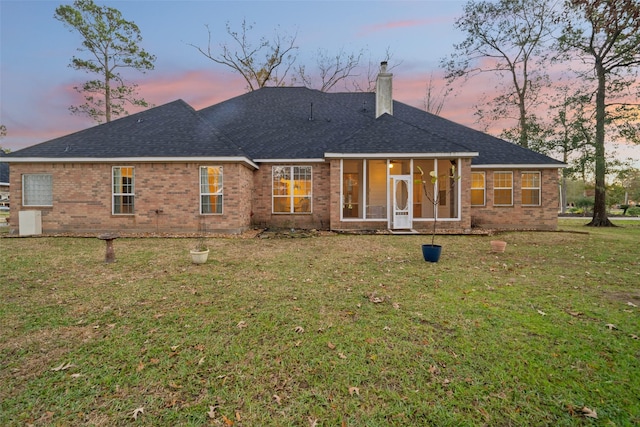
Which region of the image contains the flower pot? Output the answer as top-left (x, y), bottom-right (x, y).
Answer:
top-left (490, 240), bottom-right (507, 253)
top-left (190, 249), bottom-right (209, 264)
top-left (422, 244), bottom-right (442, 262)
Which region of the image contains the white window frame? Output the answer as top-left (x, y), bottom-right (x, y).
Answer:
top-left (493, 171), bottom-right (513, 206)
top-left (272, 165), bottom-right (312, 214)
top-left (522, 171), bottom-right (541, 206)
top-left (200, 166), bottom-right (223, 214)
top-left (471, 171), bottom-right (486, 206)
top-left (112, 166), bottom-right (135, 215)
top-left (22, 174), bottom-right (53, 206)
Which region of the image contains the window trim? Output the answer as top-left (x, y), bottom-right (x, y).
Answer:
top-left (199, 166), bottom-right (224, 215)
top-left (272, 165), bottom-right (313, 214)
top-left (493, 171), bottom-right (513, 206)
top-left (22, 173), bottom-right (53, 207)
top-left (470, 171), bottom-right (486, 207)
top-left (521, 171), bottom-right (541, 206)
top-left (112, 166), bottom-right (135, 215)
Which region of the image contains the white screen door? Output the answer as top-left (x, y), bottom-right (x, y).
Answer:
top-left (391, 175), bottom-right (412, 229)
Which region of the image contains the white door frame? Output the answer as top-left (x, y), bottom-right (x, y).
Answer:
top-left (390, 175), bottom-right (412, 229)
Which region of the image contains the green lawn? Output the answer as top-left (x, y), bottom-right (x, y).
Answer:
top-left (1, 221), bottom-right (638, 426)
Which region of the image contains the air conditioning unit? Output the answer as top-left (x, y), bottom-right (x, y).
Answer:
top-left (19, 210), bottom-right (42, 236)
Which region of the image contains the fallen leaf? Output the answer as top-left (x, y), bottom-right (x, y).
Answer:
top-left (567, 311), bottom-right (582, 317)
top-left (198, 356), bottom-right (205, 366)
top-left (605, 323), bottom-right (617, 330)
top-left (51, 362), bottom-right (74, 372)
top-left (273, 394), bottom-right (282, 405)
top-left (136, 361), bottom-right (145, 372)
top-left (537, 310), bottom-right (546, 316)
top-left (70, 373), bottom-right (84, 378)
top-left (295, 326), bottom-right (305, 334)
top-left (581, 406), bottom-right (597, 419)
top-left (237, 321), bottom-right (247, 329)
top-left (338, 353), bottom-right (347, 359)
top-left (222, 414), bottom-right (234, 426)
top-left (627, 301), bottom-right (637, 307)
top-left (132, 407), bottom-right (144, 420)
top-left (308, 417), bottom-right (319, 427)
top-left (428, 365), bottom-right (439, 375)
top-left (348, 386), bottom-right (360, 396)
top-left (207, 405), bottom-right (217, 419)
top-left (327, 342), bottom-right (336, 350)
top-left (392, 302), bottom-right (400, 309)
top-left (235, 411), bottom-right (241, 421)
top-left (170, 345), bottom-right (180, 351)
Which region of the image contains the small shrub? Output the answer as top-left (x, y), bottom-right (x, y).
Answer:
top-left (627, 206), bottom-right (640, 216)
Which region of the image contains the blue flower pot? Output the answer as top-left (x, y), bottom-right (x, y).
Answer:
top-left (422, 244), bottom-right (442, 262)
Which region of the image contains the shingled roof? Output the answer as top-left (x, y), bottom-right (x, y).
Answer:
top-left (8, 100), bottom-right (247, 160)
top-left (8, 87), bottom-right (565, 168)
top-left (0, 151), bottom-right (9, 184)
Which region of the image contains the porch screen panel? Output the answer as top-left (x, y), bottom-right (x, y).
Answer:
top-left (200, 166), bottom-right (223, 214)
top-left (413, 159), bottom-right (435, 218)
top-left (343, 160), bottom-right (363, 218)
top-left (433, 159), bottom-right (459, 219)
top-left (366, 160), bottom-right (387, 219)
top-left (112, 167), bottom-right (134, 214)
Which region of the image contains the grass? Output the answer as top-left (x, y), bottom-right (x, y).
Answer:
top-left (1, 220), bottom-right (639, 426)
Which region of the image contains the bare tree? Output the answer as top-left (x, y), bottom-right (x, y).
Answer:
top-left (55, 0), bottom-right (155, 123)
top-left (443, 0), bottom-right (556, 149)
top-left (351, 47), bottom-right (399, 93)
top-left (296, 48), bottom-right (363, 92)
top-left (190, 19), bottom-right (298, 91)
top-left (557, 0), bottom-right (640, 226)
top-left (423, 72), bottom-right (450, 115)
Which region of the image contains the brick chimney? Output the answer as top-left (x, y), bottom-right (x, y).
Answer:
top-left (375, 61), bottom-right (393, 118)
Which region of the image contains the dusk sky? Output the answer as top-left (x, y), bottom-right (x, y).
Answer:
top-left (1, 0), bottom-right (638, 165)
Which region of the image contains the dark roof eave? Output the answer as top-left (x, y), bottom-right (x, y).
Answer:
top-left (471, 163), bottom-right (567, 169)
top-left (324, 152), bottom-right (479, 159)
top-left (5, 156), bottom-right (259, 170)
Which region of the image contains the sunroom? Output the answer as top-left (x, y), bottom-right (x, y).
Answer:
top-left (335, 156), bottom-right (474, 231)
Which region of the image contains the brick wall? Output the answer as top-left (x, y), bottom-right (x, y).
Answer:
top-left (470, 168), bottom-right (560, 230)
top-left (251, 162), bottom-right (331, 230)
top-left (9, 162), bottom-right (254, 234)
top-left (8, 160), bottom-right (560, 234)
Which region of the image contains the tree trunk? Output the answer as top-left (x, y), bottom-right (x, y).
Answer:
top-left (105, 52), bottom-right (111, 123)
top-left (587, 60), bottom-right (613, 227)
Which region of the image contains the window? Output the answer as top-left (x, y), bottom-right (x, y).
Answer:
top-left (522, 172), bottom-right (541, 206)
top-left (200, 166), bottom-right (223, 214)
top-left (272, 166), bottom-right (312, 213)
top-left (493, 171), bottom-right (513, 206)
top-left (471, 172), bottom-right (485, 206)
top-left (23, 174), bottom-right (52, 206)
top-left (112, 167), bottom-right (134, 214)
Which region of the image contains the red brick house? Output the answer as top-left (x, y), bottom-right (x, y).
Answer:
top-left (5, 64), bottom-right (565, 235)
